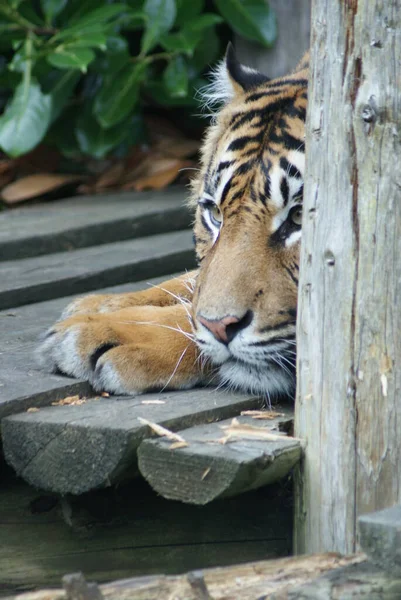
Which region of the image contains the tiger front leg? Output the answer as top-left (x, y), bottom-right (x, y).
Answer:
top-left (37, 304), bottom-right (208, 395)
top-left (61, 271), bottom-right (198, 319)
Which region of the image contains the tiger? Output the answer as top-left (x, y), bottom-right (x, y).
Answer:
top-left (37, 44), bottom-right (308, 402)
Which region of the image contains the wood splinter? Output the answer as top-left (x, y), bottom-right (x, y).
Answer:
top-left (62, 572), bottom-right (104, 600)
top-left (187, 570), bottom-right (212, 600)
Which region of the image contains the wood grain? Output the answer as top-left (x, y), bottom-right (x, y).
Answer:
top-left (1, 390), bottom-right (266, 494)
top-left (138, 411), bottom-right (300, 504)
top-left (0, 230), bottom-right (195, 310)
top-left (0, 188), bottom-right (190, 260)
top-left (294, 0), bottom-right (401, 553)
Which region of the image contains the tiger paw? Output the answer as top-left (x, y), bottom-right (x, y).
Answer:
top-left (36, 305), bottom-right (203, 395)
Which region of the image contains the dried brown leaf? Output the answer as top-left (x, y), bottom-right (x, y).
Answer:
top-left (27, 407), bottom-right (40, 412)
top-left (138, 417), bottom-right (186, 443)
top-left (141, 400), bottom-right (166, 405)
top-left (1, 173), bottom-right (83, 204)
top-left (240, 410), bottom-right (285, 420)
top-left (169, 441), bottom-right (189, 450)
top-left (155, 137), bottom-right (199, 159)
top-left (94, 162), bottom-right (126, 190)
top-left (51, 395), bottom-right (86, 406)
top-left (129, 159), bottom-right (193, 191)
top-left (201, 467), bottom-right (211, 480)
top-left (219, 418), bottom-right (301, 442)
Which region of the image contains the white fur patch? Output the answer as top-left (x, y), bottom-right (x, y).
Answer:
top-left (197, 59), bottom-right (235, 112)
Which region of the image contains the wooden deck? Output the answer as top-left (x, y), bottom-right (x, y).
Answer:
top-left (0, 188), bottom-right (301, 592)
top-left (0, 187), bottom-right (300, 501)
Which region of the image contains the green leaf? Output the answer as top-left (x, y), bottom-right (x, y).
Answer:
top-left (141, 0), bottom-right (176, 55)
top-left (63, 33), bottom-right (108, 50)
top-left (160, 32), bottom-right (196, 54)
top-left (75, 105), bottom-right (130, 158)
top-left (214, 0), bottom-right (277, 47)
top-left (191, 26), bottom-right (220, 71)
top-left (55, 4), bottom-right (128, 39)
top-left (90, 35), bottom-right (130, 73)
top-left (174, 0), bottom-right (203, 27)
top-left (160, 13), bottom-right (221, 55)
top-left (94, 61), bottom-right (147, 128)
top-left (163, 55), bottom-right (188, 98)
top-left (68, 4), bottom-right (128, 28)
top-left (146, 81), bottom-right (197, 107)
top-left (47, 47), bottom-right (95, 72)
top-left (185, 13), bottom-right (223, 31)
top-left (41, 0), bottom-right (67, 24)
top-left (0, 79), bottom-right (52, 157)
top-left (41, 69), bottom-right (81, 122)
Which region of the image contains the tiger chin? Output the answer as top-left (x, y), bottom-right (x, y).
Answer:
top-left (37, 44), bottom-right (308, 403)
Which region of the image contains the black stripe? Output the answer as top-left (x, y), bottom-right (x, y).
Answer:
top-left (220, 180), bottom-right (231, 206)
top-left (258, 321), bottom-right (296, 335)
top-left (216, 160), bottom-right (234, 173)
top-left (200, 213), bottom-right (213, 235)
top-left (280, 176), bottom-right (290, 205)
top-left (284, 266), bottom-right (299, 286)
top-left (228, 133), bottom-right (263, 152)
top-left (280, 157), bottom-right (302, 179)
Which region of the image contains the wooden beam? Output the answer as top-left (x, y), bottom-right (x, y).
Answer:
top-left (1, 391), bottom-right (266, 494)
top-left (294, 0), bottom-right (401, 553)
top-left (0, 188), bottom-right (190, 260)
top-left (0, 230), bottom-right (195, 310)
top-left (3, 554), bottom-right (368, 600)
top-left (138, 411), bottom-right (300, 504)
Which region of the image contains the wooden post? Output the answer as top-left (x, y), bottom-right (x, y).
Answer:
top-left (294, 0), bottom-right (401, 554)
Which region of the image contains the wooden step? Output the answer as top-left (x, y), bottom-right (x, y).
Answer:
top-left (0, 229), bottom-right (195, 310)
top-left (0, 277), bottom-right (174, 418)
top-left (0, 188), bottom-right (189, 260)
top-left (2, 390), bottom-right (272, 495)
top-left (138, 411), bottom-right (300, 504)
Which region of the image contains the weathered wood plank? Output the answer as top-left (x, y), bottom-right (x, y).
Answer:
top-left (0, 188), bottom-right (190, 260)
top-left (0, 471), bottom-right (292, 593)
top-left (0, 230), bottom-right (195, 309)
top-left (294, 0), bottom-right (401, 553)
top-left (0, 277), bottom-right (176, 417)
top-left (285, 560), bottom-right (401, 599)
top-left (359, 505), bottom-right (401, 574)
top-left (1, 390), bottom-right (266, 494)
top-left (138, 411), bottom-right (300, 504)
top-left (2, 552), bottom-right (368, 600)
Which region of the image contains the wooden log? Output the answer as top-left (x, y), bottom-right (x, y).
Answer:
top-left (138, 410), bottom-right (300, 504)
top-left (3, 554), bottom-right (370, 600)
top-left (359, 505), bottom-right (401, 574)
top-left (0, 472), bottom-right (292, 593)
top-left (0, 277), bottom-right (176, 418)
top-left (0, 188), bottom-right (190, 260)
top-left (235, 0), bottom-right (311, 79)
top-left (294, 0), bottom-right (401, 553)
top-left (0, 229), bottom-right (195, 310)
top-left (1, 390), bottom-right (266, 494)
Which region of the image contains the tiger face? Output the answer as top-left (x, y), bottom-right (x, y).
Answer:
top-left (190, 45), bottom-right (308, 400)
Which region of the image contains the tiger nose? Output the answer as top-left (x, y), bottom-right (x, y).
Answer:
top-left (197, 311), bottom-right (253, 344)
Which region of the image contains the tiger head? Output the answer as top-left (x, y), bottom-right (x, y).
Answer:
top-left (190, 44), bottom-right (308, 400)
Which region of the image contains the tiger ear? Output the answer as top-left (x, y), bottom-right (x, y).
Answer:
top-left (225, 42), bottom-right (270, 94)
top-left (201, 42), bottom-right (270, 109)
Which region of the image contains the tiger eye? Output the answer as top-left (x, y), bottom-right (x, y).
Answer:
top-left (290, 206), bottom-right (303, 226)
top-left (210, 204), bottom-right (222, 225)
